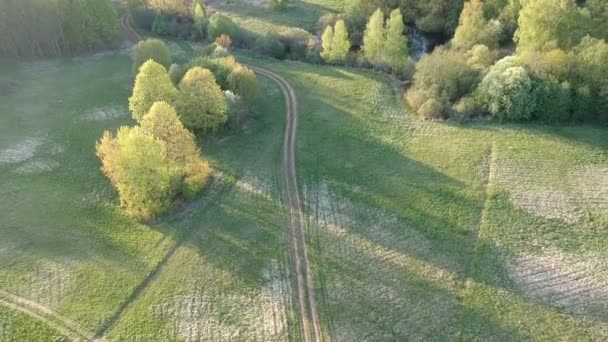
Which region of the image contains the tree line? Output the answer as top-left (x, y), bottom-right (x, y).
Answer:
top-left (0, 0), bottom-right (119, 58)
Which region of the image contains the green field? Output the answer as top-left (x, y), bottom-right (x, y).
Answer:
top-left (1, 46), bottom-right (607, 341)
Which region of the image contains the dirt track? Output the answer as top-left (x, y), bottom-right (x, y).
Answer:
top-left (247, 65), bottom-right (322, 342)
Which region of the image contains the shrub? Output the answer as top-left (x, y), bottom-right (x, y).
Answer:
top-left (129, 60), bottom-right (178, 121)
top-left (477, 63), bottom-right (536, 121)
top-left (227, 65), bottom-right (259, 101)
top-left (254, 34), bottom-right (286, 59)
top-left (132, 38), bottom-right (172, 74)
top-left (208, 13), bottom-right (240, 41)
top-left (216, 34), bottom-right (232, 49)
top-left (406, 47), bottom-right (479, 111)
top-left (451, 96), bottom-right (482, 120)
top-left (177, 67), bottom-right (228, 131)
top-left (131, 7), bottom-right (157, 30)
top-left (418, 97), bottom-right (448, 120)
top-left (278, 28), bottom-right (312, 60)
top-left (96, 127), bottom-right (177, 221)
top-left (182, 159), bottom-right (212, 200)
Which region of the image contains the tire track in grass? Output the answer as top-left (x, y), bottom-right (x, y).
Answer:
top-left (0, 289), bottom-right (95, 341)
top-left (247, 65), bottom-right (322, 342)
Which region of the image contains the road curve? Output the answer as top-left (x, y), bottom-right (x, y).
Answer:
top-left (0, 289), bottom-right (95, 341)
top-left (247, 65), bottom-right (322, 342)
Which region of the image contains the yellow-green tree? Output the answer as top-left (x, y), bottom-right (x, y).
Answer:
top-left (227, 65), bottom-right (259, 100)
top-left (515, 0), bottom-right (581, 52)
top-left (129, 60), bottom-right (178, 121)
top-left (362, 8), bottom-right (385, 65)
top-left (140, 102), bottom-right (211, 197)
top-left (383, 9), bottom-right (409, 72)
top-left (321, 20), bottom-right (351, 64)
top-left (177, 67), bottom-right (227, 131)
top-left (453, 0), bottom-right (501, 49)
top-left (132, 38), bottom-right (172, 75)
top-left (96, 126), bottom-right (177, 221)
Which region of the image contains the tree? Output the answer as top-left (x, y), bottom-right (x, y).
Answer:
top-left (227, 65), bottom-right (259, 101)
top-left (192, 0), bottom-right (207, 39)
top-left (320, 25), bottom-right (334, 62)
top-left (477, 59), bottom-right (536, 120)
top-left (96, 126), bottom-right (177, 221)
top-left (177, 67), bottom-right (228, 131)
top-left (208, 13), bottom-right (240, 41)
top-left (453, 0), bottom-right (501, 49)
top-left (132, 38), bottom-right (172, 74)
top-left (515, 0), bottom-right (582, 52)
top-left (320, 20), bottom-right (351, 64)
top-left (140, 102), bottom-right (199, 167)
top-left (129, 60), bottom-right (178, 121)
top-left (332, 20), bottom-right (351, 63)
top-left (383, 9), bottom-right (409, 73)
top-left (362, 8), bottom-right (385, 65)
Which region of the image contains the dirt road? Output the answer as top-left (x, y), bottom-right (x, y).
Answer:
top-left (247, 65), bottom-right (322, 342)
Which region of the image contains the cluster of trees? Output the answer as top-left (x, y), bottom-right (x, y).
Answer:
top-left (97, 102), bottom-right (211, 221)
top-left (319, 8), bottom-right (411, 74)
top-left (406, 0), bottom-right (608, 122)
top-left (97, 39), bottom-right (260, 220)
top-left (0, 0), bottom-right (119, 58)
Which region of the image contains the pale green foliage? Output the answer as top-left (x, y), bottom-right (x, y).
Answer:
top-left (320, 25), bottom-right (334, 62)
top-left (132, 38), bottom-right (172, 74)
top-left (333, 20), bottom-right (351, 63)
top-left (321, 20), bottom-right (351, 64)
top-left (227, 65), bottom-right (259, 100)
top-left (453, 0), bottom-right (502, 49)
top-left (515, 0), bottom-right (582, 52)
top-left (478, 60), bottom-right (536, 120)
top-left (177, 67), bottom-right (227, 131)
top-left (129, 60), bottom-right (178, 122)
top-left (383, 9), bottom-right (409, 73)
top-left (96, 126), bottom-right (177, 221)
top-left (362, 8), bottom-right (385, 65)
top-left (582, 0), bottom-right (608, 39)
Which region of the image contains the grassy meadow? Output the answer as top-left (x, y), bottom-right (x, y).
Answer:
top-left (238, 55), bottom-right (608, 340)
top-left (0, 42), bottom-right (606, 341)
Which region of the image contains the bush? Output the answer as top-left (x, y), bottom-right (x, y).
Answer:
top-left (533, 80), bottom-right (572, 122)
top-left (254, 34), bottom-right (286, 59)
top-left (406, 47), bottom-right (479, 111)
top-left (132, 38), bottom-right (172, 74)
top-left (227, 65), bottom-right (259, 101)
top-left (177, 67), bottom-right (228, 131)
top-left (186, 56), bottom-right (238, 89)
top-left (418, 97), bottom-right (448, 120)
top-left (451, 96), bottom-right (482, 120)
top-left (216, 34), bottom-right (232, 49)
top-left (182, 159), bottom-right (212, 200)
top-left (477, 62), bottom-right (536, 121)
top-left (129, 60), bottom-right (179, 121)
top-left (208, 13), bottom-right (240, 41)
top-left (278, 28), bottom-right (312, 60)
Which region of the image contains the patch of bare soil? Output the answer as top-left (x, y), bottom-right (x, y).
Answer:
top-left (508, 249), bottom-right (608, 319)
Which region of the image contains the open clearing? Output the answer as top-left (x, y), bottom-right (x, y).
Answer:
top-left (0, 44), bottom-right (607, 340)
